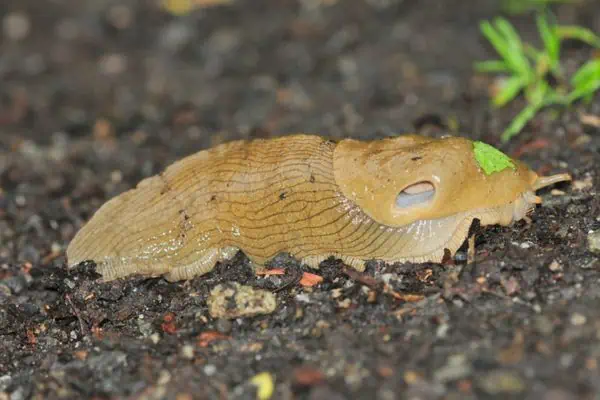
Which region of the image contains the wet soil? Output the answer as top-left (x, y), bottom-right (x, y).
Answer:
top-left (1, 0), bottom-right (600, 399)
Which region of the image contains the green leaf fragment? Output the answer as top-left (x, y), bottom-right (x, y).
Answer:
top-left (473, 141), bottom-right (517, 175)
top-left (493, 75), bottom-right (526, 107)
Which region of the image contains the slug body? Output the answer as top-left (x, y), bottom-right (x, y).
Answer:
top-left (67, 134), bottom-right (571, 281)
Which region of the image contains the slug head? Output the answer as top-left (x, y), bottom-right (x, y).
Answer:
top-left (333, 135), bottom-right (571, 227)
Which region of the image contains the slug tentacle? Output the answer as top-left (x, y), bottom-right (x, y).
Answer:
top-left (532, 173), bottom-right (572, 191)
top-left (67, 134), bottom-right (571, 282)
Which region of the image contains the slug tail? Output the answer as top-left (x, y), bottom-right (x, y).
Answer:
top-left (66, 173), bottom-right (208, 281)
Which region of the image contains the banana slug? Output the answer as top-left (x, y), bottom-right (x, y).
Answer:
top-left (67, 134), bottom-right (571, 282)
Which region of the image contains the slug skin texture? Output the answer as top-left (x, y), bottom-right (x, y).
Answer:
top-left (67, 134), bottom-right (571, 282)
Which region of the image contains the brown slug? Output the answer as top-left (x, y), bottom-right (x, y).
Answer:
top-left (67, 134), bottom-right (571, 282)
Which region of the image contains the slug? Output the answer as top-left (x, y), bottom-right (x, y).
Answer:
top-left (67, 134), bottom-right (571, 282)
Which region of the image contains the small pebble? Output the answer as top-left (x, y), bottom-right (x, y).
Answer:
top-left (107, 5), bottom-right (133, 30)
top-left (208, 283), bottom-right (276, 319)
top-left (180, 344), bottom-right (195, 360)
top-left (580, 258), bottom-right (598, 270)
top-left (215, 318), bottom-right (233, 334)
top-left (98, 53), bottom-right (127, 76)
top-left (9, 386), bottom-right (25, 400)
top-left (433, 354), bottom-right (472, 383)
top-left (0, 375), bottom-right (11, 391)
top-left (204, 364), bottom-right (217, 376)
top-left (534, 315), bottom-right (554, 335)
top-left (478, 370), bottom-right (525, 394)
top-left (1, 275), bottom-right (31, 295)
top-left (137, 319), bottom-right (155, 337)
top-left (3, 12), bottom-right (30, 41)
top-left (588, 231), bottom-right (600, 254)
top-left (570, 313), bottom-right (586, 326)
top-left (149, 333), bottom-right (160, 344)
top-left (548, 260), bottom-right (562, 272)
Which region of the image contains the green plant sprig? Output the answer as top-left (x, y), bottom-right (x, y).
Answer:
top-left (475, 14), bottom-right (600, 142)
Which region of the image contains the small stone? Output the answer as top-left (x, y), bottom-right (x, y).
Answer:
top-left (0, 375), bottom-right (11, 391)
top-left (573, 175), bottom-right (593, 191)
top-left (63, 278), bottom-right (76, 290)
top-left (433, 354), bottom-right (472, 382)
top-left (570, 313), bottom-right (586, 326)
top-left (98, 53), bottom-right (127, 75)
top-left (9, 386), bottom-right (25, 400)
top-left (180, 344), bottom-right (194, 360)
top-left (157, 370), bottom-right (171, 385)
top-left (215, 318), bottom-right (232, 334)
top-left (534, 315), bottom-right (554, 335)
top-left (567, 204), bottom-right (587, 215)
top-left (3, 12), bottom-right (30, 41)
top-left (580, 258), bottom-right (598, 270)
top-left (548, 260), bottom-right (562, 272)
top-left (436, 323), bottom-right (449, 338)
top-left (106, 5), bottom-right (133, 30)
top-left (208, 282), bottom-right (276, 319)
top-left (137, 319), bottom-right (154, 337)
top-left (1, 275), bottom-right (30, 295)
top-left (478, 370), bottom-right (525, 394)
top-left (203, 364), bottom-right (217, 376)
top-left (159, 21), bottom-right (195, 52)
top-left (587, 231), bottom-right (600, 254)
top-left (149, 333), bottom-right (160, 344)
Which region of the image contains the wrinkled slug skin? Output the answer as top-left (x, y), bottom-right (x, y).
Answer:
top-left (66, 134), bottom-right (553, 282)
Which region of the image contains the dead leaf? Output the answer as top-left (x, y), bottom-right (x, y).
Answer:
top-left (255, 268), bottom-right (285, 276)
top-left (197, 331), bottom-right (229, 347)
top-left (299, 272), bottom-right (323, 287)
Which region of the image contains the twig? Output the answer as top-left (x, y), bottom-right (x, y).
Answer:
top-left (65, 294), bottom-right (89, 336)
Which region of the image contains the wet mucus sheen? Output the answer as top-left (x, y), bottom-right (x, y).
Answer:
top-left (67, 134), bottom-right (571, 281)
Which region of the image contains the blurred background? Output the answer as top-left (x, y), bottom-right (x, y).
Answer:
top-left (1, 0), bottom-right (597, 148)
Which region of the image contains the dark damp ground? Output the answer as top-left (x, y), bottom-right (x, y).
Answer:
top-left (1, 0), bottom-right (600, 399)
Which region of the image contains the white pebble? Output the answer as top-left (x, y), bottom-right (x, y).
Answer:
top-left (3, 12), bottom-right (30, 41)
top-left (570, 313), bottom-right (587, 326)
top-left (203, 364), bottom-right (217, 376)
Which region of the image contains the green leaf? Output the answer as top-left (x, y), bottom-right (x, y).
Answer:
top-left (493, 76), bottom-right (526, 107)
top-left (567, 78), bottom-right (600, 104)
top-left (473, 141), bottom-right (517, 175)
top-left (567, 59), bottom-right (600, 103)
top-left (501, 104), bottom-right (541, 142)
top-left (480, 21), bottom-right (512, 64)
top-left (556, 25), bottom-right (600, 48)
top-left (480, 19), bottom-right (532, 77)
top-left (526, 79), bottom-right (550, 105)
top-left (502, 0), bottom-right (576, 15)
top-left (571, 59), bottom-right (600, 86)
top-left (536, 14), bottom-right (560, 70)
top-left (474, 60), bottom-right (510, 73)
top-left (495, 19), bottom-right (532, 76)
